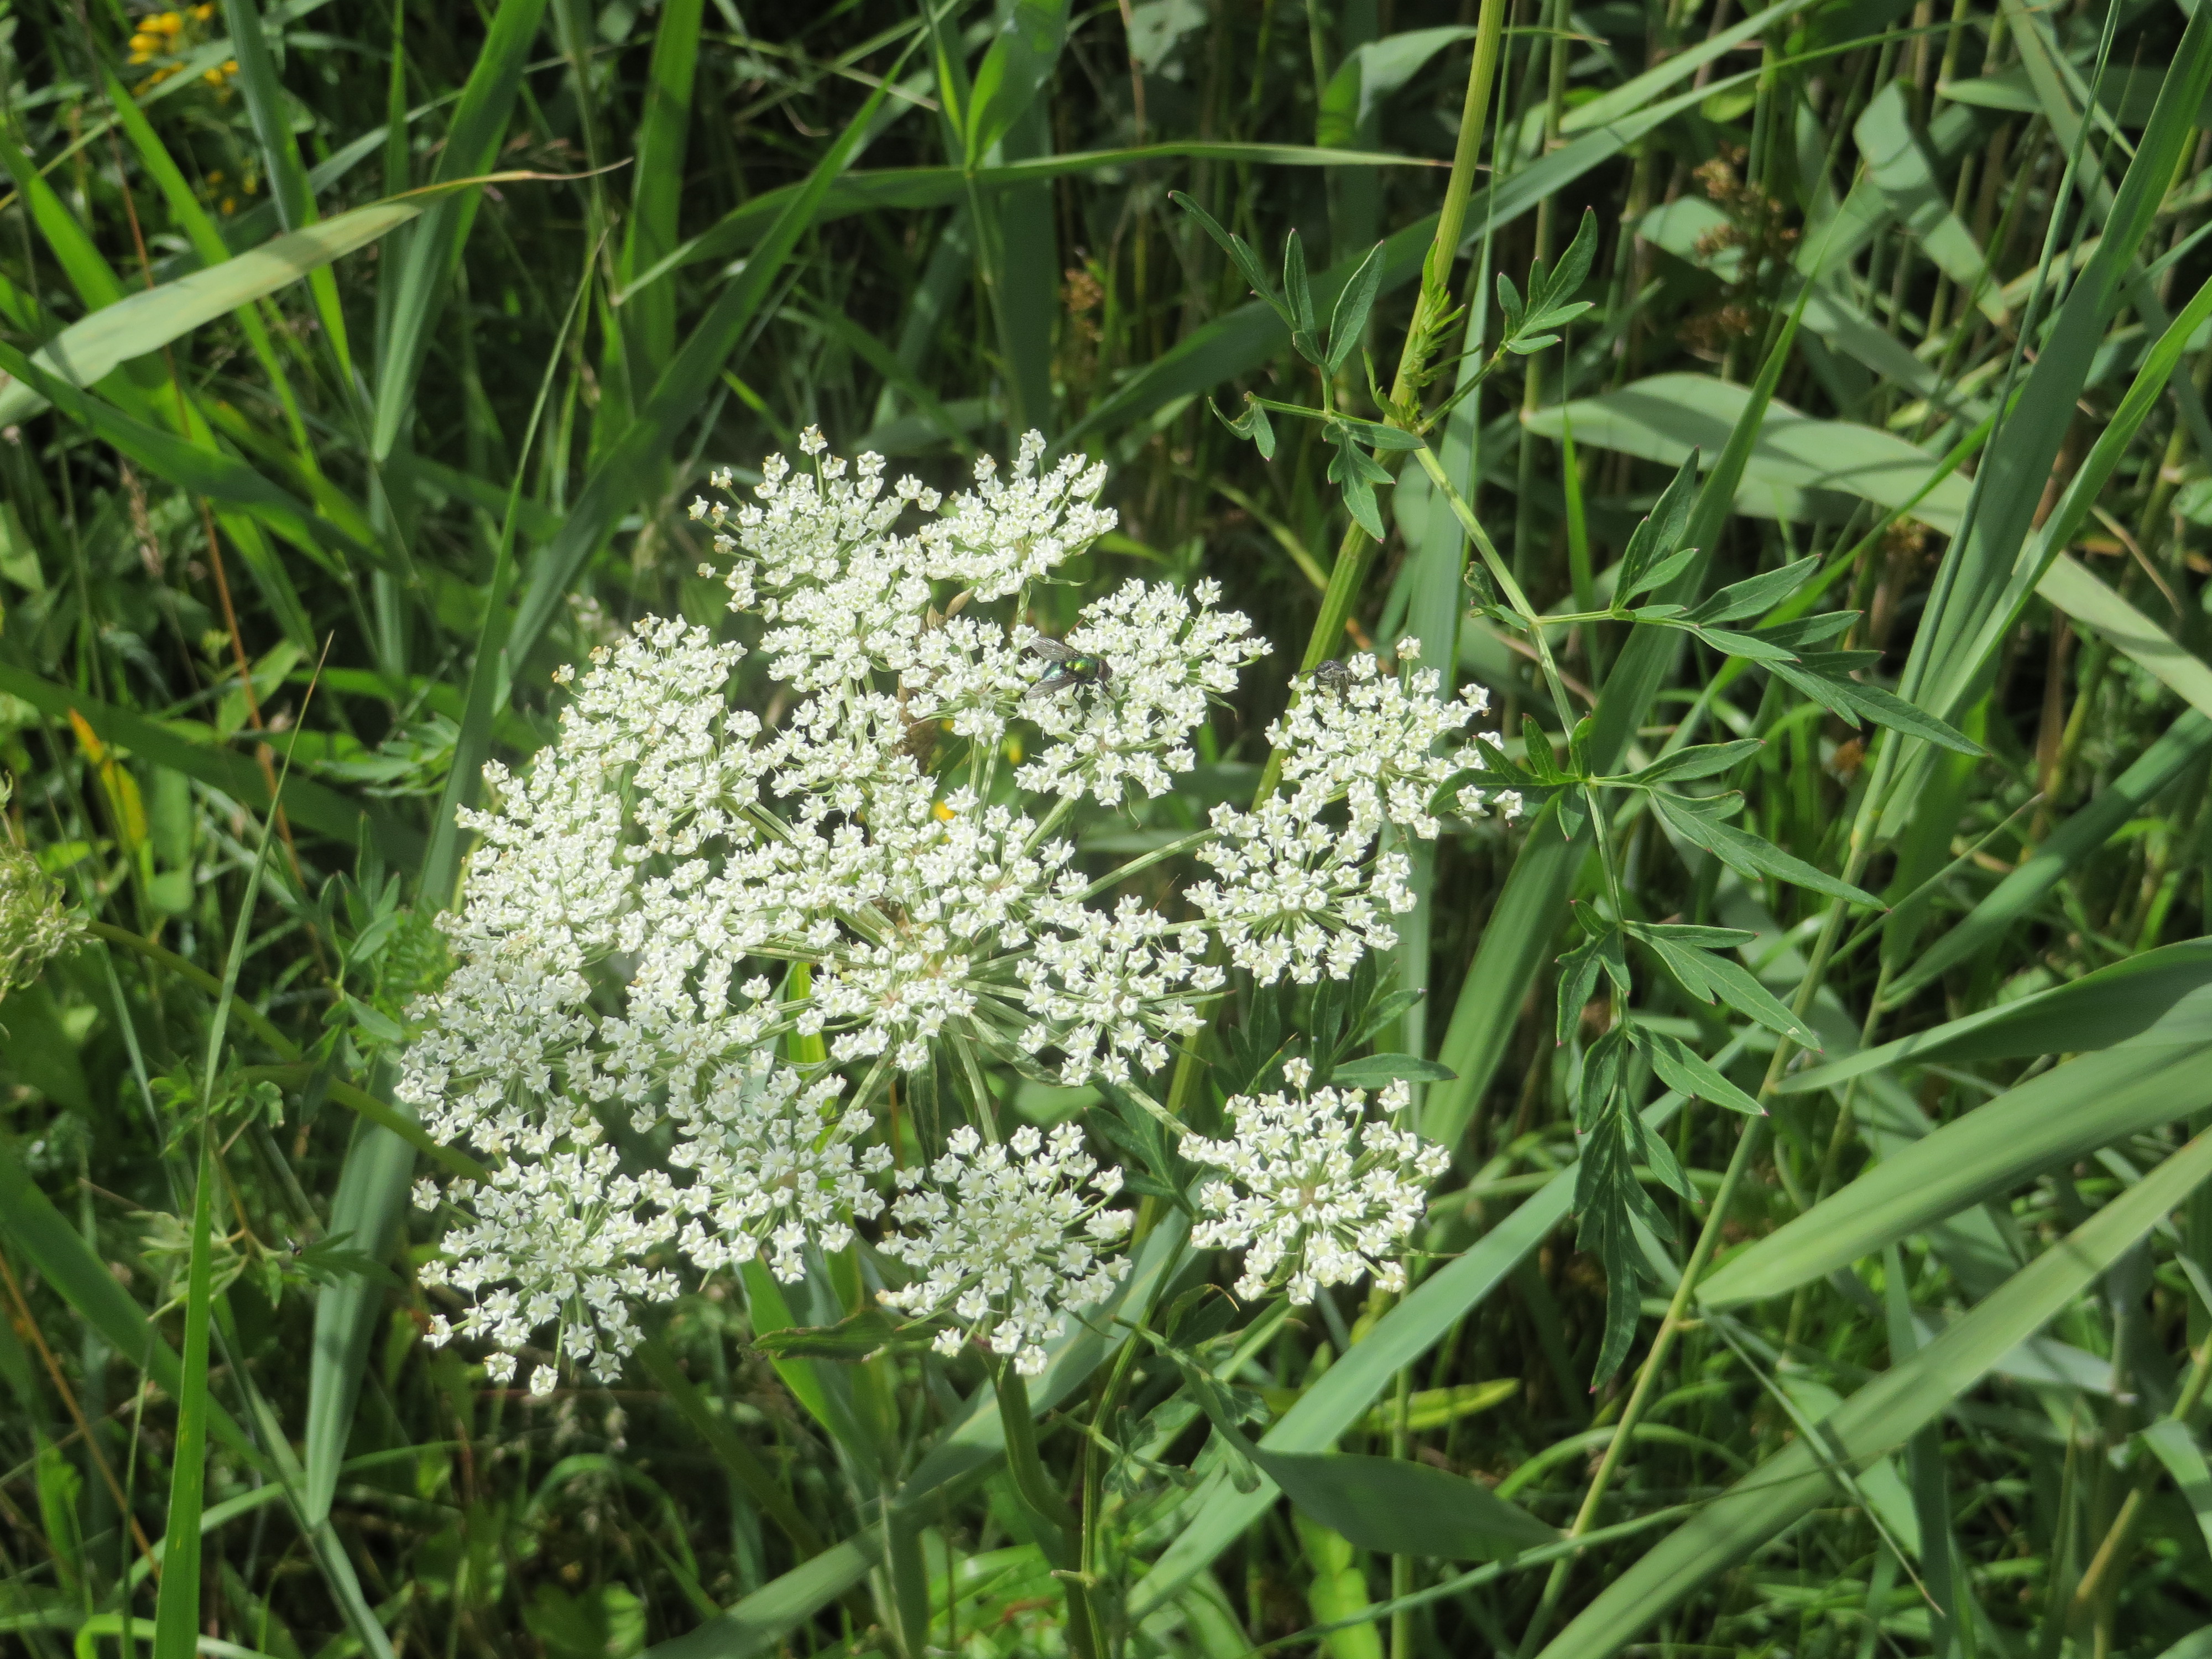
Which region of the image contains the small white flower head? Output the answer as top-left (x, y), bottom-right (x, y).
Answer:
top-left (807, 804), bottom-right (1072, 1070)
top-left (1185, 799), bottom-right (1413, 985)
top-left (1185, 1078), bottom-right (1447, 1305)
top-left (416, 1145), bottom-right (677, 1385)
top-left (1016, 578), bottom-right (1267, 805)
top-left (877, 1123), bottom-right (1132, 1375)
top-left (666, 1058), bottom-right (893, 1283)
top-left (912, 431), bottom-right (1116, 601)
top-left (1272, 650), bottom-right (1494, 839)
top-left (1019, 891), bottom-right (1222, 1086)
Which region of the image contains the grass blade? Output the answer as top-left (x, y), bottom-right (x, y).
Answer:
top-left (1702, 1041), bottom-right (2212, 1307)
top-left (509, 50), bottom-right (909, 671)
top-left (1538, 1124), bottom-right (2212, 1659)
top-left (1880, 713), bottom-right (2212, 1001)
top-left (0, 664), bottom-right (416, 861)
top-left (369, 0), bottom-right (552, 461)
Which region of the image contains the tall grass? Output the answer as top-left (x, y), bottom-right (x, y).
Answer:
top-left (5, 1), bottom-right (2212, 1656)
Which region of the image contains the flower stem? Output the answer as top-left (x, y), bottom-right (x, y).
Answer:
top-left (993, 1361), bottom-right (1104, 1659)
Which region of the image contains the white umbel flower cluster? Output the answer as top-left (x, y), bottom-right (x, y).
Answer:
top-left (1186, 1063), bottom-right (1451, 1305)
top-left (878, 1124), bottom-right (1131, 1375)
top-left (415, 1147), bottom-right (676, 1394)
top-left (403, 434), bottom-right (1506, 1391)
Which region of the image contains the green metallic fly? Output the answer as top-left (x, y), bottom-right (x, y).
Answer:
top-left (1024, 636), bottom-right (1113, 698)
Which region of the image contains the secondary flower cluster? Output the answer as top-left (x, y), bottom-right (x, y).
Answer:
top-left (403, 432), bottom-right (1507, 1390)
top-left (1187, 1061), bottom-right (1451, 1305)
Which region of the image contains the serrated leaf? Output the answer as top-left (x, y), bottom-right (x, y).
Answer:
top-left (1541, 207), bottom-right (1601, 309)
top-left (1754, 612), bottom-right (1857, 649)
top-left (1557, 927), bottom-right (1613, 1046)
top-left (1634, 928), bottom-right (1819, 1048)
top-left (1327, 430), bottom-right (1388, 538)
top-left (1632, 1026), bottom-right (1765, 1116)
top-left (1634, 922), bottom-right (1759, 950)
top-left (1634, 1110), bottom-right (1699, 1203)
top-left (1525, 300), bottom-right (1595, 333)
top-left (1649, 790), bottom-right (1878, 906)
top-left (1209, 391), bottom-right (1277, 459)
top-left (1688, 624), bottom-right (1798, 662)
top-left (1285, 228), bottom-right (1321, 362)
top-left (1615, 451), bottom-right (1700, 594)
top-left (1574, 1107), bottom-right (1673, 1386)
top-left (1495, 269), bottom-right (1526, 330)
top-left (1687, 559), bottom-right (1819, 625)
top-left (1620, 544), bottom-right (1700, 601)
top-left (1329, 413), bottom-right (1426, 452)
top-left (1770, 659), bottom-right (1980, 755)
top-left (1627, 740), bottom-right (1763, 784)
top-left (1519, 716), bottom-right (1572, 784)
top-left (1326, 241), bottom-right (1386, 374)
top-left (1170, 189), bottom-right (1288, 325)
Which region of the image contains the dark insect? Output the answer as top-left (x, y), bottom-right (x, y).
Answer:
top-left (1303, 659), bottom-right (1355, 695)
top-left (1025, 635), bottom-right (1113, 697)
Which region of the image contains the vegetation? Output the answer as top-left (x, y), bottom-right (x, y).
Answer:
top-left (6, 0), bottom-right (2212, 1655)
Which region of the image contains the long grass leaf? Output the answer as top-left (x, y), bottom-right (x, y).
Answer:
top-left (612, 0), bottom-right (703, 384)
top-left (1703, 1041), bottom-right (2212, 1307)
top-left (1538, 1125), bottom-right (2212, 1659)
top-left (155, 758), bottom-right (289, 1657)
top-left (368, 0), bottom-right (552, 461)
top-left (1880, 714), bottom-right (2212, 1001)
top-left (0, 664), bottom-right (416, 860)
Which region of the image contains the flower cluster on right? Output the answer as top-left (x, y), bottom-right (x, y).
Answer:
top-left (401, 432), bottom-right (1516, 1389)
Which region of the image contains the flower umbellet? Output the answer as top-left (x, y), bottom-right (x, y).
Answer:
top-left (400, 431), bottom-right (1516, 1389)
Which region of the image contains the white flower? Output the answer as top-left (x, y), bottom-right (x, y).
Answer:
top-left (1185, 799), bottom-right (1413, 985)
top-left (1274, 646), bottom-right (1495, 838)
top-left (418, 1144), bottom-right (677, 1384)
top-left (1018, 893), bottom-right (1220, 1085)
top-left (878, 1124), bottom-right (1131, 1375)
top-left (667, 1058), bottom-right (892, 1282)
top-left (911, 432), bottom-right (1116, 601)
top-left (406, 432), bottom-right (1507, 1394)
top-left (1016, 578), bottom-right (1267, 805)
top-left (1186, 1079), bottom-right (1448, 1303)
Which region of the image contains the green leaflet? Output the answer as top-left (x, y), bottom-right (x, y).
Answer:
top-left (1062, 75), bottom-right (1750, 457)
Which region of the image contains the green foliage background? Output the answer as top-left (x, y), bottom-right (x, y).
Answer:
top-left (7, 0), bottom-right (2212, 1655)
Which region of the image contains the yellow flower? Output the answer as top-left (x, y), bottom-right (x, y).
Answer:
top-left (149, 11), bottom-right (184, 32)
top-left (128, 32), bottom-right (160, 54)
